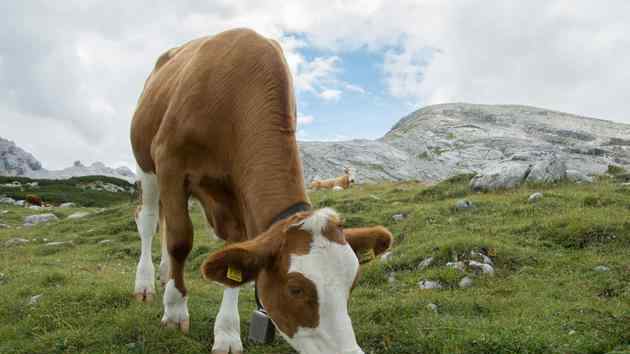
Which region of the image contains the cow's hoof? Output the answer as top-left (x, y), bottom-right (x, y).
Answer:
top-left (212, 351), bottom-right (243, 354)
top-left (133, 289), bottom-right (155, 303)
top-left (161, 319), bottom-right (190, 333)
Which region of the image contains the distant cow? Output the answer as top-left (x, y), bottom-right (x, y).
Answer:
top-left (130, 28), bottom-right (391, 354)
top-left (25, 194), bottom-right (42, 206)
top-left (310, 167), bottom-right (356, 190)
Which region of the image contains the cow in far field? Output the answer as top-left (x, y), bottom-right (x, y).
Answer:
top-left (25, 194), bottom-right (42, 207)
top-left (309, 167), bottom-right (355, 190)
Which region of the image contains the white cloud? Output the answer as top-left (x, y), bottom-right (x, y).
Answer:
top-left (344, 83), bottom-right (366, 94)
top-left (2, 0), bottom-right (630, 170)
top-left (318, 89), bottom-right (342, 101)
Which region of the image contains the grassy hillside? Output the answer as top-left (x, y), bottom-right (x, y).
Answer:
top-left (0, 175), bottom-right (134, 207)
top-left (0, 177), bottom-right (629, 354)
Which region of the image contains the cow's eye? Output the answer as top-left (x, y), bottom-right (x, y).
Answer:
top-left (288, 287), bottom-right (303, 297)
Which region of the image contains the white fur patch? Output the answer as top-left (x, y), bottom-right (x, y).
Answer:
top-left (212, 287), bottom-right (243, 352)
top-left (134, 169), bottom-right (159, 295)
top-left (162, 280), bottom-right (189, 323)
top-left (298, 208), bottom-right (338, 235)
top-left (283, 208), bottom-right (363, 354)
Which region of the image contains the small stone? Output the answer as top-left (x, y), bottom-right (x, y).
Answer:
top-left (59, 202), bottom-right (76, 208)
top-left (29, 205), bottom-right (41, 210)
top-left (4, 238), bottom-right (29, 247)
top-left (368, 194), bottom-right (381, 201)
top-left (528, 192), bottom-right (543, 203)
top-left (28, 294), bottom-right (43, 305)
top-left (45, 241), bottom-right (73, 247)
top-left (380, 251), bottom-right (392, 263)
top-left (468, 260), bottom-right (495, 275)
top-left (419, 280), bottom-right (443, 290)
top-left (471, 251), bottom-right (494, 265)
top-left (593, 265), bottom-right (610, 272)
top-left (459, 276), bottom-right (474, 288)
top-left (0, 223), bottom-right (10, 229)
top-left (417, 256), bottom-right (434, 270)
top-left (455, 199), bottom-right (474, 210)
top-left (23, 213), bottom-right (59, 226)
top-left (332, 186), bottom-right (344, 191)
top-left (15, 200), bottom-right (25, 206)
top-left (446, 261), bottom-right (466, 272)
top-left (392, 213), bottom-right (407, 222)
top-left (0, 210), bottom-right (8, 215)
top-left (0, 197), bottom-right (16, 205)
top-left (426, 303), bottom-right (438, 312)
top-left (387, 273), bottom-right (396, 284)
top-left (568, 330), bottom-right (576, 335)
top-left (67, 212), bottom-right (90, 219)
top-left (98, 239), bottom-right (112, 245)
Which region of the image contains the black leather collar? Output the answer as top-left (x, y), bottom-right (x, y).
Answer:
top-left (269, 201), bottom-right (312, 226)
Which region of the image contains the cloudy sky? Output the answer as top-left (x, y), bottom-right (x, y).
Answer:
top-left (1, 1), bottom-right (629, 170)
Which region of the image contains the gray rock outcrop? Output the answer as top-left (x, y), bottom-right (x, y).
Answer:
top-left (0, 137), bottom-right (42, 176)
top-left (1, 136), bottom-right (135, 182)
top-left (24, 213), bottom-right (59, 226)
top-left (299, 103), bottom-right (630, 185)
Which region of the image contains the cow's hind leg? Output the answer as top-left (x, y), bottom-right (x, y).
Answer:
top-left (134, 169), bottom-right (159, 302)
top-left (159, 169), bottom-right (193, 333)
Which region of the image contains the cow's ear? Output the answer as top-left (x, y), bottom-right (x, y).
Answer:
top-left (344, 226), bottom-right (393, 264)
top-left (201, 236), bottom-right (281, 287)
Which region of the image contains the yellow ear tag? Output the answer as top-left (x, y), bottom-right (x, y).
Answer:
top-left (226, 265), bottom-right (243, 283)
top-left (488, 248), bottom-right (497, 257)
top-left (358, 248), bottom-right (375, 264)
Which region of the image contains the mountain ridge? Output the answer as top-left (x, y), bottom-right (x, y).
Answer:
top-left (299, 103), bottom-right (630, 183)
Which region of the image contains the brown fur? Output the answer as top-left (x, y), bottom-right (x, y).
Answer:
top-left (25, 194), bottom-right (42, 206)
top-left (201, 212), bottom-right (392, 337)
top-left (132, 28), bottom-right (393, 341)
top-left (131, 28), bottom-right (309, 295)
top-left (309, 174), bottom-right (351, 190)
top-left (344, 226), bottom-right (394, 258)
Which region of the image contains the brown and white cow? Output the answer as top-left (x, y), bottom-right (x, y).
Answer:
top-left (130, 28), bottom-right (392, 354)
top-left (309, 167), bottom-right (356, 190)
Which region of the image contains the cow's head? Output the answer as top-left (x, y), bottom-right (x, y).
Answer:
top-left (344, 167), bottom-right (356, 184)
top-left (201, 208), bottom-right (392, 354)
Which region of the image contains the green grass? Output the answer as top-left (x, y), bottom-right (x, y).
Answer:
top-left (1, 177), bottom-right (629, 353)
top-left (0, 175), bottom-right (134, 207)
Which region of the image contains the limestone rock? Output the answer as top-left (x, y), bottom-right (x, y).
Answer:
top-left (528, 192), bottom-right (544, 203)
top-left (419, 280), bottom-right (443, 290)
top-left (24, 213), bottom-right (59, 226)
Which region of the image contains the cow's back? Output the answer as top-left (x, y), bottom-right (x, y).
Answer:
top-left (131, 28), bottom-right (295, 174)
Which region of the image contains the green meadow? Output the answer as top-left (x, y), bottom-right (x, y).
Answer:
top-left (1, 176), bottom-right (629, 353)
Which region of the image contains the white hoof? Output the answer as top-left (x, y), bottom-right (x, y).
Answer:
top-left (212, 331), bottom-right (243, 354)
top-left (134, 262), bottom-right (155, 303)
top-left (162, 280), bottom-right (190, 333)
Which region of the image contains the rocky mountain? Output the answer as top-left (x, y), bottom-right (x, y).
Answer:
top-left (0, 138), bottom-right (43, 176)
top-left (299, 103), bottom-right (630, 184)
top-left (0, 138), bottom-right (135, 183)
top-left (29, 161), bottom-right (136, 183)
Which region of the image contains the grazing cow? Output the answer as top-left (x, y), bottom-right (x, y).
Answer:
top-left (309, 167), bottom-right (356, 190)
top-left (130, 28), bottom-right (392, 354)
top-left (25, 194), bottom-right (42, 207)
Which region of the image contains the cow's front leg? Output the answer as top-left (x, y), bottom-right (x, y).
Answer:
top-left (158, 214), bottom-right (170, 288)
top-left (212, 287), bottom-right (243, 354)
top-left (159, 171), bottom-right (193, 333)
